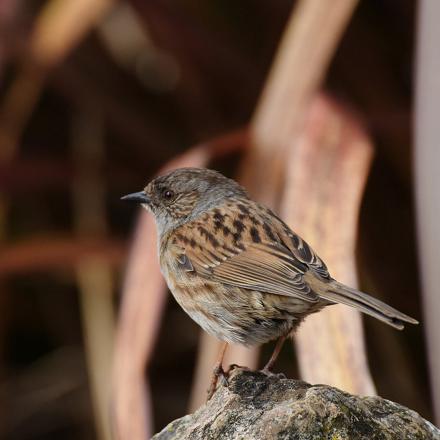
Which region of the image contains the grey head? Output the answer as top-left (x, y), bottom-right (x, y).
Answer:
top-left (121, 168), bottom-right (248, 236)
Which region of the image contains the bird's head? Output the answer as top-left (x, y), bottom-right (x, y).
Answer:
top-left (121, 167), bottom-right (247, 235)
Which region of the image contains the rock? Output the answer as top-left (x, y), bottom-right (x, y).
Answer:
top-left (153, 367), bottom-right (439, 440)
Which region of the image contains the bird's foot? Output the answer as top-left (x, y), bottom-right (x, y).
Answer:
top-left (207, 364), bottom-right (229, 401)
top-left (261, 366), bottom-right (286, 379)
top-left (228, 363), bottom-right (249, 373)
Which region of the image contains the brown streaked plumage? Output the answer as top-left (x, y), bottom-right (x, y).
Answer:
top-left (122, 167), bottom-right (418, 398)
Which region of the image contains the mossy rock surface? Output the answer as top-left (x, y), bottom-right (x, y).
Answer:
top-left (153, 367), bottom-right (439, 440)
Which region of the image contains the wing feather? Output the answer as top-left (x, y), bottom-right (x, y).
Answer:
top-left (169, 200), bottom-right (328, 303)
top-left (184, 241), bottom-right (319, 303)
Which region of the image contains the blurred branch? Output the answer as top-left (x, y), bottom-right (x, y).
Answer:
top-left (0, 0), bottom-right (115, 158)
top-left (243, 0), bottom-right (359, 206)
top-left (76, 261), bottom-right (114, 440)
top-left (0, 237), bottom-right (124, 275)
top-left (284, 95), bottom-right (375, 394)
top-left (0, 68), bottom-right (46, 162)
top-left (112, 212), bottom-right (164, 440)
top-left (0, 0), bottom-right (19, 81)
top-left (29, 0), bottom-right (114, 67)
top-left (415, 0), bottom-right (440, 423)
top-left (72, 108), bottom-right (114, 440)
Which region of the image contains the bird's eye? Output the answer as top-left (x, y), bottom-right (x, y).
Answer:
top-left (163, 189), bottom-right (174, 200)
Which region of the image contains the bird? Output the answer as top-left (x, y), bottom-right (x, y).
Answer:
top-left (122, 167), bottom-right (418, 398)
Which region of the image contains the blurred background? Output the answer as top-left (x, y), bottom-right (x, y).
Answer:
top-left (0, 0), bottom-right (436, 439)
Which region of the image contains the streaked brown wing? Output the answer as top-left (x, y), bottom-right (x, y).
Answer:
top-left (171, 203), bottom-right (320, 303)
top-left (187, 242), bottom-right (319, 302)
top-left (272, 218), bottom-right (330, 280)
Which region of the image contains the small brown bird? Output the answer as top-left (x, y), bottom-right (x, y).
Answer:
top-left (122, 167), bottom-right (417, 396)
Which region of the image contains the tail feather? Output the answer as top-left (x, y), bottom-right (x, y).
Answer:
top-left (320, 281), bottom-right (418, 330)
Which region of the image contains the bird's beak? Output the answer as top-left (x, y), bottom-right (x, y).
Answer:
top-left (121, 191), bottom-right (150, 205)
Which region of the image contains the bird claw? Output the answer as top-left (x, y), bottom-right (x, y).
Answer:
top-left (261, 368), bottom-right (286, 379)
top-left (228, 363), bottom-right (249, 372)
top-left (219, 371), bottom-right (229, 387)
top-left (214, 364), bottom-right (229, 386)
top-left (207, 365), bottom-right (229, 401)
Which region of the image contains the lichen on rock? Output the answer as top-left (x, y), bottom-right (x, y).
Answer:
top-left (153, 367), bottom-right (440, 440)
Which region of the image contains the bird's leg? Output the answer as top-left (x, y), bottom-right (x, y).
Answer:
top-left (262, 334), bottom-right (288, 374)
top-left (207, 342), bottom-right (228, 400)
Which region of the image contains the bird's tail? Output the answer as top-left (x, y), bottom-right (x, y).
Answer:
top-left (320, 281), bottom-right (418, 330)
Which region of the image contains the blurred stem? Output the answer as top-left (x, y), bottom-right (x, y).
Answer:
top-left (77, 259), bottom-right (114, 440)
top-left (415, 0), bottom-right (440, 423)
top-left (0, 65), bottom-right (46, 162)
top-left (30, 0), bottom-right (114, 66)
top-left (244, 0), bottom-right (359, 206)
top-left (284, 96), bottom-right (375, 395)
top-left (72, 108), bottom-right (114, 440)
top-left (0, 0), bottom-right (115, 159)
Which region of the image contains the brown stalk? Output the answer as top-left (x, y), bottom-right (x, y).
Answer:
top-left (0, 237), bottom-right (124, 275)
top-left (0, 0), bottom-right (115, 159)
top-left (112, 211), bottom-right (164, 440)
top-left (243, 0), bottom-right (359, 206)
top-left (72, 108), bottom-right (114, 440)
top-left (283, 95), bottom-right (375, 394)
top-left (29, 0), bottom-right (114, 67)
top-left (415, 0), bottom-right (440, 422)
